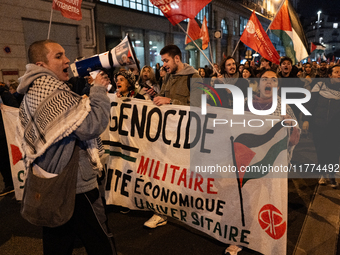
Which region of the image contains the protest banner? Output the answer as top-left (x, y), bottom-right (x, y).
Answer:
top-left (102, 95), bottom-right (288, 255)
top-left (4, 94), bottom-right (289, 254)
top-left (1, 104), bottom-right (26, 200)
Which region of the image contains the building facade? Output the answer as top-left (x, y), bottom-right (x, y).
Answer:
top-left (304, 12), bottom-right (340, 61)
top-left (0, 0), bottom-right (285, 83)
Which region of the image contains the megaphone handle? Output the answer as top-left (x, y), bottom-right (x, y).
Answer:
top-left (108, 50), bottom-right (114, 68)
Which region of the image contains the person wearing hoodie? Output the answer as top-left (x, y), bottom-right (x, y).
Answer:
top-left (146, 44), bottom-right (202, 107)
top-left (16, 40), bottom-right (116, 255)
top-left (143, 45), bottom-right (202, 228)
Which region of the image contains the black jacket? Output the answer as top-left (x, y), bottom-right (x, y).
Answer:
top-left (304, 81), bottom-right (340, 129)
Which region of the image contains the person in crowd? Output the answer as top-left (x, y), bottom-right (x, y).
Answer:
top-left (16, 39), bottom-right (116, 254)
top-left (0, 82), bottom-right (19, 196)
top-left (260, 57), bottom-right (272, 70)
top-left (198, 67), bottom-right (209, 78)
top-left (302, 62), bottom-right (316, 79)
top-left (254, 57), bottom-right (272, 77)
top-left (8, 80), bottom-right (24, 105)
top-left (244, 60), bottom-right (250, 69)
top-left (277, 57), bottom-right (305, 122)
top-left (136, 65), bottom-right (160, 100)
top-left (316, 61), bottom-right (328, 78)
top-left (158, 65), bottom-right (167, 89)
top-left (146, 44), bottom-right (202, 107)
top-left (312, 61), bottom-right (318, 72)
top-left (215, 56), bottom-right (248, 108)
top-left (155, 62), bottom-right (161, 81)
top-left (204, 65), bottom-right (213, 77)
top-left (115, 70), bottom-right (144, 99)
top-left (296, 68), bottom-right (303, 78)
top-left (278, 56), bottom-right (295, 78)
top-left (242, 67), bottom-right (257, 93)
top-left (143, 45), bottom-right (202, 228)
top-left (211, 63), bottom-right (220, 76)
top-left (238, 64), bottom-right (244, 76)
top-left (225, 70), bottom-right (300, 255)
top-left (302, 65), bottom-right (340, 188)
top-left (301, 62), bottom-right (316, 91)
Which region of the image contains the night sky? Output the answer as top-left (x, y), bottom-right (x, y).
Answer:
top-left (297, 0), bottom-right (340, 19)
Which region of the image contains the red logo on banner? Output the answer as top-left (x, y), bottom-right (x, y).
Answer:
top-left (10, 144), bottom-right (22, 166)
top-left (258, 204), bottom-right (286, 239)
top-left (52, 0), bottom-right (82, 21)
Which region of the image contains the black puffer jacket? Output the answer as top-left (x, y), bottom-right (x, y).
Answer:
top-left (304, 81), bottom-right (340, 129)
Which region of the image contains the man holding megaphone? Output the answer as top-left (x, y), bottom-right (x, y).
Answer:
top-left (17, 39), bottom-right (116, 254)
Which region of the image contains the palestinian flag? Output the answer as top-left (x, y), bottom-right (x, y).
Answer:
top-left (233, 122), bottom-right (288, 188)
top-left (185, 18), bottom-right (202, 50)
top-left (269, 0), bottom-right (308, 64)
top-left (311, 42), bottom-right (326, 55)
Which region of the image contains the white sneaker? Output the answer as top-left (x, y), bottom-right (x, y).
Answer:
top-left (144, 214), bottom-right (167, 228)
top-left (319, 177), bottom-right (327, 185)
top-left (225, 245), bottom-right (243, 255)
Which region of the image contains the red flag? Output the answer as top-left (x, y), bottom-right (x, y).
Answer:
top-left (332, 55), bottom-right (335, 62)
top-left (200, 15), bottom-right (210, 50)
top-left (150, 0), bottom-right (211, 26)
top-left (52, 0), bottom-right (82, 21)
top-left (240, 11), bottom-right (280, 65)
top-left (185, 18), bottom-right (201, 45)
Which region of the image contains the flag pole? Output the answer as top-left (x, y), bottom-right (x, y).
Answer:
top-left (209, 42), bottom-right (214, 64)
top-left (231, 40), bottom-right (241, 58)
top-left (47, 6), bottom-right (54, 39)
top-left (177, 23), bottom-right (219, 74)
top-left (230, 136), bottom-right (245, 227)
top-left (232, 0), bottom-right (286, 58)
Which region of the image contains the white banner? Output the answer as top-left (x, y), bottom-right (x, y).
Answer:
top-left (4, 95), bottom-right (288, 254)
top-left (103, 95), bottom-right (288, 255)
top-left (1, 104), bottom-right (26, 200)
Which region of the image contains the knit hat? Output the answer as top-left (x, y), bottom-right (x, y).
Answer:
top-left (114, 70), bottom-right (136, 88)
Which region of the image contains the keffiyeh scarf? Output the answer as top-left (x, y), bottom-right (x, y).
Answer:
top-left (17, 75), bottom-right (104, 172)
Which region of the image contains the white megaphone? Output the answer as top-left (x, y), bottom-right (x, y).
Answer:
top-left (70, 34), bottom-right (140, 77)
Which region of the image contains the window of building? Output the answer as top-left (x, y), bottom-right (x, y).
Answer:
top-left (196, 5), bottom-right (210, 26)
top-left (221, 19), bottom-right (228, 34)
top-left (233, 19), bottom-right (238, 36)
top-left (334, 23), bottom-right (338, 29)
top-left (174, 33), bottom-right (187, 64)
top-left (240, 16), bottom-right (248, 35)
top-left (149, 32), bottom-right (165, 69)
top-left (99, 0), bottom-right (163, 16)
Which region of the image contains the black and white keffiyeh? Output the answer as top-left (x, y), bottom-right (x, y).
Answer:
top-left (17, 74), bottom-right (104, 171)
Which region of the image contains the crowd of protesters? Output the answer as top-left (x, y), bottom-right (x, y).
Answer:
top-left (1, 40), bottom-right (340, 255)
